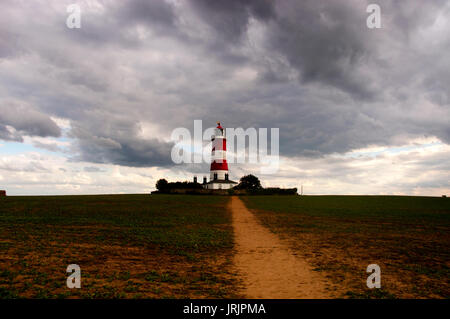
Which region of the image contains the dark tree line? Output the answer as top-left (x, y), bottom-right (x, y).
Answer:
top-left (155, 179), bottom-right (203, 193)
top-left (155, 174), bottom-right (296, 195)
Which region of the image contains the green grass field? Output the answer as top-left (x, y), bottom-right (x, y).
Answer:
top-left (242, 195), bottom-right (450, 298)
top-left (0, 194), bottom-right (235, 298)
top-left (1, 194), bottom-right (449, 298)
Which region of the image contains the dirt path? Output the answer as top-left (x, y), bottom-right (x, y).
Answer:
top-left (230, 196), bottom-right (332, 299)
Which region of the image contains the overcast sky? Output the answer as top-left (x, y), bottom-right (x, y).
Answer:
top-left (0, 0), bottom-right (449, 195)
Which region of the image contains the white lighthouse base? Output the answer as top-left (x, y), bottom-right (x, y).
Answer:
top-left (204, 180), bottom-right (237, 190)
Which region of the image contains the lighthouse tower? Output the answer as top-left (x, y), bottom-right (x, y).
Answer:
top-left (204, 122), bottom-right (237, 190)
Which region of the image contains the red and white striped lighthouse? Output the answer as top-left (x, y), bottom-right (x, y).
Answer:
top-left (204, 122), bottom-right (237, 190)
top-left (210, 122), bottom-right (228, 180)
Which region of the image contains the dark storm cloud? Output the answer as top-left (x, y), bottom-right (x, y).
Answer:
top-left (116, 0), bottom-right (177, 30)
top-left (0, 29), bottom-right (23, 59)
top-left (189, 0), bottom-right (275, 43)
top-left (0, 124), bottom-right (23, 142)
top-left (267, 1), bottom-right (375, 98)
top-left (187, 0), bottom-right (450, 101)
top-left (69, 113), bottom-right (174, 167)
top-left (72, 135), bottom-right (174, 167)
top-left (0, 102), bottom-right (61, 141)
top-left (386, 0), bottom-right (449, 37)
top-left (188, 0), bottom-right (375, 98)
top-left (0, 0), bottom-right (449, 169)
top-left (182, 0), bottom-right (450, 154)
top-left (60, 0), bottom-right (182, 49)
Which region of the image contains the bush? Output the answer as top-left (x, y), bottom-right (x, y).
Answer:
top-left (156, 179), bottom-right (169, 192)
top-left (234, 174), bottom-right (262, 190)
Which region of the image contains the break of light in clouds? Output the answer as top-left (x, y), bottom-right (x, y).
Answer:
top-left (0, 0), bottom-right (449, 196)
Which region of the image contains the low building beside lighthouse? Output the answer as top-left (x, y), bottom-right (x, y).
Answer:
top-left (203, 122), bottom-right (237, 190)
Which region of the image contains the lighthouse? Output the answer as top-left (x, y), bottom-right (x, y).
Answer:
top-left (204, 122), bottom-right (237, 190)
